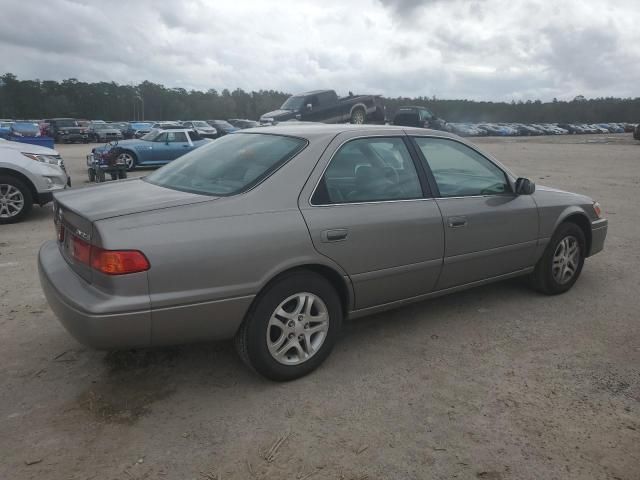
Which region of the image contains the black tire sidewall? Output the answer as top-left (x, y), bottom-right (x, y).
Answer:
top-left (0, 175), bottom-right (33, 224)
top-left (242, 272), bottom-right (343, 381)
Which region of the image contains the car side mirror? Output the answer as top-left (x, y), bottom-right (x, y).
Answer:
top-left (306, 103), bottom-right (313, 111)
top-left (515, 177), bottom-right (535, 195)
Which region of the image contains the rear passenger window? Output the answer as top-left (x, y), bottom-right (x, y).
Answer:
top-left (312, 137), bottom-right (423, 205)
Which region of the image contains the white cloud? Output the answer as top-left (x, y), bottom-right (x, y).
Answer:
top-left (1, 0), bottom-right (639, 100)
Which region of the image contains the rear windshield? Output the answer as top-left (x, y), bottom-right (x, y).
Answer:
top-left (144, 133), bottom-right (307, 196)
top-left (393, 112), bottom-right (420, 126)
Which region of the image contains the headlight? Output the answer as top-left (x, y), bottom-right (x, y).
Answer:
top-left (592, 201), bottom-right (603, 218)
top-left (21, 152), bottom-right (62, 165)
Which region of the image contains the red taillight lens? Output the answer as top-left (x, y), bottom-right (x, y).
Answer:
top-left (91, 247), bottom-right (150, 275)
top-left (71, 235), bottom-right (91, 264)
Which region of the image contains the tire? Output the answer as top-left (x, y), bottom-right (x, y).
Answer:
top-left (96, 169), bottom-right (106, 183)
top-left (530, 222), bottom-right (586, 295)
top-left (110, 172), bottom-right (118, 181)
top-left (118, 169), bottom-right (127, 179)
top-left (88, 168), bottom-right (96, 182)
top-left (0, 175), bottom-right (33, 224)
top-left (235, 271), bottom-right (343, 381)
top-left (350, 107), bottom-right (366, 124)
top-left (118, 151), bottom-right (136, 171)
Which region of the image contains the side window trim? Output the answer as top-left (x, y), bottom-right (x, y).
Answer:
top-left (309, 135), bottom-right (430, 206)
top-left (409, 135), bottom-right (514, 198)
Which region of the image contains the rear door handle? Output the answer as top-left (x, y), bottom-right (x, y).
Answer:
top-left (447, 216), bottom-right (468, 228)
top-left (321, 228), bottom-right (348, 242)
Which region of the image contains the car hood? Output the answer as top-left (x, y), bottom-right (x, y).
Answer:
top-left (53, 178), bottom-right (216, 221)
top-left (94, 138), bottom-right (147, 152)
top-left (94, 128), bottom-right (121, 133)
top-left (260, 109), bottom-right (295, 121)
top-left (535, 184), bottom-right (593, 203)
top-left (0, 138), bottom-right (58, 155)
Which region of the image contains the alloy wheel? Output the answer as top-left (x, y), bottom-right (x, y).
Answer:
top-left (266, 292), bottom-right (330, 365)
top-left (118, 153), bottom-right (135, 170)
top-left (351, 110), bottom-right (365, 124)
top-left (552, 235), bottom-right (580, 284)
top-left (0, 184), bottom-right (25, 219)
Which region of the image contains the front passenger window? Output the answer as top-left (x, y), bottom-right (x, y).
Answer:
top-left (312, 137), bottom-right (423, 205)
top-left (414, 137), bottom-right (511, 197)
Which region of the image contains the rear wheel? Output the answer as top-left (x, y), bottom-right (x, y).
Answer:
top-left (0, 175), bottom-right (33, 224)
top-left (235, 271), bottom-right (342, 381)
top-left (350, 108), bottom-right (366, 124)
top-left (530, 222), bottom-right (586, 295)
top-left (87, 168), bottom-right (96, 182)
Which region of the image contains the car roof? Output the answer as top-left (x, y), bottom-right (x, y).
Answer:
top-left (297, 90), bottom-right (331, 96)
top-left (239, 123), bottom-right (459, 141)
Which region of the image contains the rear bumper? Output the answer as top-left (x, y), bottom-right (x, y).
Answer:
top-left (589, 218), bottom-right (608, 257)
top-left (38, 240), bottom-right (152, 349)
top-left (38, 240), bottom-right (254, 349)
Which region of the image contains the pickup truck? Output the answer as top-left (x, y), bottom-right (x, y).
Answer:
top-left (259, 90), bottom-right (385, 125)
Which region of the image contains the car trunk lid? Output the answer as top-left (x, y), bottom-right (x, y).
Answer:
top-left (53, 178), bottom-right (215, 222)
top-left (53, 179), bottom-right (216, 282)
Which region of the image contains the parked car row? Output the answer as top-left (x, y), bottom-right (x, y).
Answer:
top-left (447, 122), bottom-right (636, 137)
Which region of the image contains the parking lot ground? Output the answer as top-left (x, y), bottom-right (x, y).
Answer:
top-left (1, 135), bottom-right (639, 480)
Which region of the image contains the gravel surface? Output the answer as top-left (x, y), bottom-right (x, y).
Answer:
top-left (1, 134), bottom-right (638, 480)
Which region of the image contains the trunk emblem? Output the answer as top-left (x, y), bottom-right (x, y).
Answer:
top-left (75, 229), bottom-right (90, 241)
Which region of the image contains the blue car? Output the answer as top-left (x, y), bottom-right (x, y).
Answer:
top-left (91, 128), bottom-right (211, 171)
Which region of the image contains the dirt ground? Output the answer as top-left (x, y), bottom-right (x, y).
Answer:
top-left (1, 134), bottom-right (639, 480)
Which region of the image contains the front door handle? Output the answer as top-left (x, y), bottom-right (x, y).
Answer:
top-left (447, 216), bottom-right (468, 228)
top-left (321, 228), bottom-right (348, 242)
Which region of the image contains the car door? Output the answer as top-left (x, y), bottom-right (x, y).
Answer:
top-left (412, 136), bottom-right (539, 290)
top-left (299, 133), bottom-right (445, 310)
top-left (152, 131), bottom-right (191, 163)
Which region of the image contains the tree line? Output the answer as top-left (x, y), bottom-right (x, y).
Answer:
top-left (1, 73), bottom-right (638, 123)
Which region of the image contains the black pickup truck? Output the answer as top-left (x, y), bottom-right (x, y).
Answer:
top-left (45, 118), bottom-right (89, 144)
top-left (259, 90), bottom-right (385, 125)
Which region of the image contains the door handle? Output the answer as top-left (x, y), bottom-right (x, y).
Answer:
top-left (447, 216), bottom-right (468, 228)
top-left (321, 228), bottom-right (348, 242)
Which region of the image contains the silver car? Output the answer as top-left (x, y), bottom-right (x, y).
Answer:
top-left (38, 125), bottom-right (607, 380)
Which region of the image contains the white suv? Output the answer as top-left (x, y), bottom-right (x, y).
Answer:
top-left (0, 139), bottom-right (70, 224)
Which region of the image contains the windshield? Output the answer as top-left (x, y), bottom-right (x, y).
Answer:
top-left (92, 123), bottom-right (111, 129)
top-left (141, 129), bottom-right (162, 141)
top-left (145, 133), bottom-right (307, 196)
top-left (56, 119), bottom-right (78, 127)
top-left (12, 122), bottom-right (39, 133)
top-left (280, 96), bottom-right (305, 111)
top-left (132, 123), bottom-right (151, 130)
top-left (191, 121), bottom-right (209, 128)
top-left (213, 120), bottom-right (234, 129)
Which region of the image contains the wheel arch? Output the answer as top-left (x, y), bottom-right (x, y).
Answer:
top-left (0, 167), bottom-right (37, 203)
top-left (349, 103), bottom-right (367, 117)
top-left (558, 211), bottom-right (592, 256)
top-left (252, 263), bottom-right (354, 318)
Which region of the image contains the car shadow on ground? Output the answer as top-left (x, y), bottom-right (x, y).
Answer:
top-left (71, 277), bottom-right (535, 424)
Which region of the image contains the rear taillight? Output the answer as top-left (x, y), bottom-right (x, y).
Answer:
top-left (69, 233), bottom-right (149, 275)
top-left (72, 235), bottom-right (91, 264)
top-left (91, 248), bottom-right (150, 275)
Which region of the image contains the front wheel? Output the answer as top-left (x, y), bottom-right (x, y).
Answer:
top-left (118, 151), bottom-right (136, 171)
top-left (235, 271), bottom-right (343, 381)
top-left (0, 175), bottom-right (33, 224)
top-left (530, 222), bottom-right (586, 295)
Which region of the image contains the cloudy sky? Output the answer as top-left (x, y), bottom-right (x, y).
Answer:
top-left (2, 0), bottom-right (639, 101)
